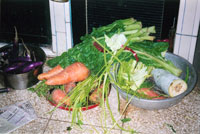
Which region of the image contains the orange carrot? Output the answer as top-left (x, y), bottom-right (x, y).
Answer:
top-left (89, 84), bottom-right (103, 103)
top-left (45, 62), bottom-right (90, 85)
top-left (64, 82), bottom-right (76, 93)
top-left (38, 65), bottom-right (64, 80)
top-left (137, 88), bottom-right (166, 100)
top-left (51, 89), bottom-right (70, 106)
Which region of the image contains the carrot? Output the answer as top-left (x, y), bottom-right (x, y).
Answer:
top-left (45, 62), bottom-right (90, 85)
top-left (64, 82), bottom-right (76, 93)
top-left (89, 84), bottom-right (103, 103)
top-left (38, 65), bottom-right (64, 80)
top-left (137, 88), bottom-right (166, 100)
top-left (51, 89), bottom-right (70, 106)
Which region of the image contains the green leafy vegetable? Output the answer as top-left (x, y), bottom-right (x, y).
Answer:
top-left (47, 18), bottom-right (156, 75)
top-left (122, 41), bottom-right (182, 76)
top-left (121, 118), bottom-right (131, 123)
top-left (117, 59), bottom-right (153, 91)
top-left (28, 80), bottom-right (64, 97)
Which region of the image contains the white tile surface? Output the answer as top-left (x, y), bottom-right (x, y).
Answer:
top-left (193, 0), bottom-right (200, 36)
top-left (174, 34), bottom-right (181, 55)
top-left (49, 0), bottom-right (56, 36)
top-left (64, 2), bottom-right (71, 23)
top-left (52, 35), bottom-right (57, 53)
top-left (174, 34), bottom-right (197, 63)
top-left (66, 23), bottom-right (73, 49)
top-left (176, 0), bottom-right (186, 34)
top-left (177, 35), bottom-right (192, 60)
top-left (188, 37), bottom-right (197, 63)
top-left (56, 32), bottom-right (67, 55)
top-left (174, 0), bottom-right (200, 63)
top-left (49, 0), bottom-right (73, 55)
top-left (176, 0), bottom-right (200, 36)
top-left (54, 2), bottom-right (66, 33)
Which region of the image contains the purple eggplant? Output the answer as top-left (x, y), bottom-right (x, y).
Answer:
top-left (4, 62), bottom-right (26, 73)
top-left (21, 61), bottom-right (43, 73)
top-left (12, 26), bottom-right (19, 58)
top-left (4, 61), bottom-right (43, 74)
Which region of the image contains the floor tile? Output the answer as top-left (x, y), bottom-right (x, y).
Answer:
top-left (122, 87), bottom-right (200, 134)
top-left (44, 119), bottom-right (121, 134)
top-left (10, 118), bottom-right (48, 134)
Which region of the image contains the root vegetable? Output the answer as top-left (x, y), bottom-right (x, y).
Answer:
top-left (45, 62), bottom-right (90, 85)
top-left (51, 89), bottom-right (70, 106)
top-left (137, 88), bottom-right (166, 99)
top-left (151, 69), bottom-right (187, 97)
top-left (37, 65), bottom-right (64, 80)
top-left (89, 84), bottom-right (103, 103)
top-left (64, 82), bottom-right (76, 93)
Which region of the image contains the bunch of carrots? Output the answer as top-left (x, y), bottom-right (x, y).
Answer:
top-left (37, 62), bottom-right (104, 106)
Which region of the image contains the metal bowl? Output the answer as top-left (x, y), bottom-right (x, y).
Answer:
top-left (0, 44), bottom-right (46, 90)
top-left (111, 52), bottom-right (197, 110)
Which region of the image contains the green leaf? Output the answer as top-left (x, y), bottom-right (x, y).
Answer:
top-left (165, 123), bottom-right (176, 133)
top-left (185, 66), bottom-right (189, 83)
top-left (75, 103), bottom-right (82, 108)
top-left (66, 126), bottom-right (72, 131)
top-left (121, 118), bottom-right (131, 123)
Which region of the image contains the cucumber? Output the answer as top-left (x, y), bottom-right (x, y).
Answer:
top-left (151, 69), bottom-right (187, 97)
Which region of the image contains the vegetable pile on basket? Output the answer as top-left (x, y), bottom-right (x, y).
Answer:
top-left (28, 18), bottom-right (187, 133)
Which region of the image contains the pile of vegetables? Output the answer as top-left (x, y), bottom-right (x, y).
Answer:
top-left (28, 18), bottom-right (187, 133)
top-left (0, 27), bottom-right (43, 74)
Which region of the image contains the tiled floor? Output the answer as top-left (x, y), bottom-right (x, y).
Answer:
top-left (0, 72), bottom-right (200, 134)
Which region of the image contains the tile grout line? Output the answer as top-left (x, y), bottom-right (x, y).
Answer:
top-left (42, 112), bottom-right (54, 134)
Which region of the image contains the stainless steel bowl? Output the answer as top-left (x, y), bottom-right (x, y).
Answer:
top-left (111, 52), bottom-right (197, 110)
top-left (0, 44), bottom-right (46, 90)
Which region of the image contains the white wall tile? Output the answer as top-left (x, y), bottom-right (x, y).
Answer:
top-left (174, 35), bottom-right (181, 55)
top-left (49, 0), bottom-right (56, 35)
top-left (52, 35), bottom-right (57, 53)
top-left (188, 37), bottom-right (197, 63)
top-left (66, 23), bottom-right (73, 49)
top-left (56, 32), bottom-right (67, 55)
top-left (192, 0), bottom-right (200, 36)
top-left (176, 0), bottom-right (200, 35)
top-left (174, 34), bottom-right (197, 63)
top-left (54, 2), bottom-right (66, 33)
top-left (174, 0), bottom-right (200, 64)
top-left (176, 0), bottom-right (186, 34)
top-left (48, 0), bottom-right (73, 56)
top-left (182, 0), bottom-right (198, 35)
top-left (176, 35), bottom-right (191, 60)
top-left (64, 2), bottom-right (71, 23)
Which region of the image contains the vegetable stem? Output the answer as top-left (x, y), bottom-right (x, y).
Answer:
top-left (135, 50), bottom-right (182, 76)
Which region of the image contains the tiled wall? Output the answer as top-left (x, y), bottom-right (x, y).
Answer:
top-left (49, 0), bottom-right (73, 56)
top-left (174, 0), bottom-right (200, 63)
